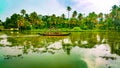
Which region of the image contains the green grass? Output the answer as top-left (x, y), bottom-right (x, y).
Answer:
top-left (0, 27), bottom-right (113, 32)
top-left (28, 28), bottom-right (109, 32)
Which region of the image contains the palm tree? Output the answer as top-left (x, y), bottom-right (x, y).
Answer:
top-left (87, 12), bottom-right (98, 29)
top-left (67, 6), bottom-right (72, 28)
top-left (111, 5), bottom-right (120, 30)
top-left (78, 13), bottom-right (83, 20)
top-left (20, 9), bottom-right (26, 16)
top-left (17, 16), bottom-right (25, 29)
top-left (98, 13), bottom-right (103, 23)
top-left (29, 12), bottom-right (42, 28)
top-left (72, 11), bottom-right (77, 18)
top-left (61, 14), bottom-right (65, 19)
top-left (51, 14), bottom-right (56, 25)
top-left (67, 6), bottom-right (72, 19)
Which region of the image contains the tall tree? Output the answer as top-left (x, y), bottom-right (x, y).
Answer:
top-left (72, 11), bottom-right (77, 18)
top-left (51, 14), bottom-right (57, 26)
top-left (61, 14), bottom-right (65, 19)
top-left (104, 14), bottom-right (113, 30)
top-left (67, 6), bottom-right (72, 19)
top-left (67, 6), bottom-right (72, 28)
top-left (77, 13), bottom-right (83, 27)
top-left (29, 12), bottom-right (43, 29)
top-left (98, 13), bottom-right (103, 23)
top-left (20, 9), bottom-right (26, 16)
top-left (111, 5), bottom-right (118, 17)
top-left (111, 5), bottom-right (120, 30)
top-left (86, 12), bottom-right (98, 29)
top-left (78, 13), bottom-right (83, 20)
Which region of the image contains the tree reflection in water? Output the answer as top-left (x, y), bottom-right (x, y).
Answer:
top-left (0, 32), bottom-right (120, 68)
top-left (0, 32), bottom-right (120, 56)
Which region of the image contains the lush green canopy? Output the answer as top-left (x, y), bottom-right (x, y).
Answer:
top-left (0, 5), bottom-right (120, 31)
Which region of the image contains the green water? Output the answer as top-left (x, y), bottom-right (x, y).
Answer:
top-left (0, 31), bottom-right (120, 68)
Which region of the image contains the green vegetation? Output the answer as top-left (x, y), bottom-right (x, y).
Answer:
top-left (0, 5), bottom-right (120, 31)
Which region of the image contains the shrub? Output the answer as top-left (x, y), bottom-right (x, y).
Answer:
top-left (72, 27), bottom-right (82, 31)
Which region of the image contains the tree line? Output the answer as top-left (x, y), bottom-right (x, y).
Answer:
top-left (0, 5), bottom-right (120, 31)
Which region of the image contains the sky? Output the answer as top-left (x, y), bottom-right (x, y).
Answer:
top-left (0, 0), bottom-right (120, 21)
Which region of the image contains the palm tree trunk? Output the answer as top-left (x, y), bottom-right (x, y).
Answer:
top-left (68, 11), bottom-right (70, 28)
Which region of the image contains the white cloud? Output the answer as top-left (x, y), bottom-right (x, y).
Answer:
top-left (18, 0), bottom-right (66, 16)
top-left (72, 0), bottom-right (119, 14)
top-left (36, 0), bottom-right (66, 16)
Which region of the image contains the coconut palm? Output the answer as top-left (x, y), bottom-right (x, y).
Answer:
top-left (72, 11), bottom-right (77, 18)
top-left (20, 9), bottom-right (26, 16)
top-left (67, 6), bottom-right (72, 19)
top-left (98, 13), bottom-right (103, 23)
top-left (67, 6), bottom-right (72, 28)
top-left (61, 14), bottom-right (65, 19)
top-left (78, 13), bottom-right (83, 20)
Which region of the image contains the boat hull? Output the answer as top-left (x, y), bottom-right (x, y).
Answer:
top-left (38, 33), bottom-right (71, 36)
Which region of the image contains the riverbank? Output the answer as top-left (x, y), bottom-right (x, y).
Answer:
top-left (0, 28), bottom-right (117, 32)
top-left (29, 28), bottom-right (114, 32)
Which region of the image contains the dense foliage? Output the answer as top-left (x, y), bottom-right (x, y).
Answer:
top-left (0, 5), bottom-right (120, 31)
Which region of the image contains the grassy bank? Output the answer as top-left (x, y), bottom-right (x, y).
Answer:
top-left (0, 27), bottom-right (116, 32)
top-left (29, 28), bottom-right (109, 32)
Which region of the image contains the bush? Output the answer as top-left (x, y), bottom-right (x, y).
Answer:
top-left (72, 27), bottom-right (82, 31)
top-left (0, 26), bottom-right (4, 30)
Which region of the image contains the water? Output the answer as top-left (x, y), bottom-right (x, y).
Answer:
top-left (0, 31), bottom-right (120, 68)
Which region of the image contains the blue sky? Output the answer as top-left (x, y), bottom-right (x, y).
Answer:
top-left (0, 0), bottom-right (120, 21)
